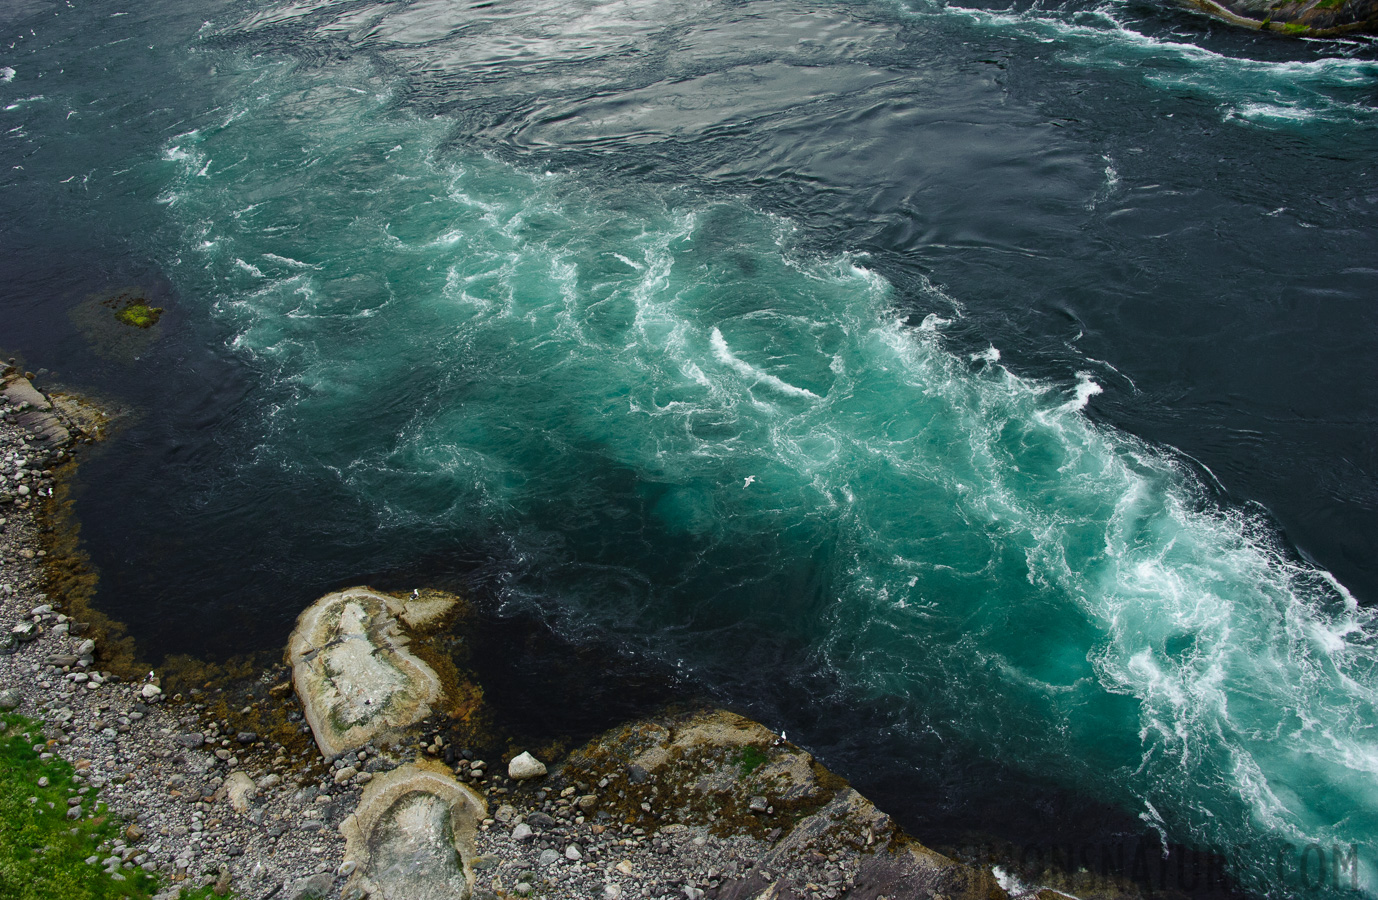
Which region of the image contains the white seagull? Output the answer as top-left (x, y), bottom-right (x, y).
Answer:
top-left (743, 475), bottom-right (755, 488)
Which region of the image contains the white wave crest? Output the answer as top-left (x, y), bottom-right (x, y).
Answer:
top-left (710, 328), bottom-right (821, 400)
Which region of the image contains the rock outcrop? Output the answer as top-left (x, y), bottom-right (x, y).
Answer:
top-left (2, 373), bottom-right (71, 447)
top-left (1181, 0), bottom-right (1378, 35)
top-left (557, 708), bottom-right (1003, 900)
top-left (339, 760), bottom-right (486, 900)
top-left (288, 587), bottom-right (455, 758)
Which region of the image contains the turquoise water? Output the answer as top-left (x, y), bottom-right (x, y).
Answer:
top-left (3, 0), bottom-right (1377, 896)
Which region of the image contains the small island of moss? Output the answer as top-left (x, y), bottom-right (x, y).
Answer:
top-left (111, 299), bottom-right (163, 329)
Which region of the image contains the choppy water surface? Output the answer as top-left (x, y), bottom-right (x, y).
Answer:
top-left (1, 0), bottom-right (1376, 895)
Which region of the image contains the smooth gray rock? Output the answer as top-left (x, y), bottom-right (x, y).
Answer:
top-left (339, 760), bottom-right (484, 900)
top-left (537, 848), bottom-right (561, 867)
top-left (286, 872), bottom-right (333, 900)
top-left (507, 751), bottom-right (546, 780)
top-left (224, 771), bottom-right (256, 814)
top-left (289, 587), bottom-right (452, 757)
top-left (0, 688), bottom-right (21, 710)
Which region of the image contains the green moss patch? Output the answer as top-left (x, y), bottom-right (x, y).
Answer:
top-left (99, 291), bottom-right (163, 330)
top-left (735, 744), bottom-right (769, 777)
top-left (114, 303), bottom-right (162, 329)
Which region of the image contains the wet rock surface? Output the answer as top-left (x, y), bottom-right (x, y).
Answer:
top-left (289, 587), bottom-right (454, 758)
top-left (340, 760), bottom-right (484, 900)
top-left (1180, 0), bottom-right (1378, 35)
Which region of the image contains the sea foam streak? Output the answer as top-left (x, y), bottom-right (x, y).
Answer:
top-left (156, 51), bottom-right (1378, 899)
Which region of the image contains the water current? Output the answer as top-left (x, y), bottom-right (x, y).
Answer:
top-left (1, 0), bottom-right (1376, 896)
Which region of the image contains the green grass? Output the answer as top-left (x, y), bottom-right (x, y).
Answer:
top-left (0, 713), bottom-right (232, 899)
top-left (734, 745), bottom-right (769, 778)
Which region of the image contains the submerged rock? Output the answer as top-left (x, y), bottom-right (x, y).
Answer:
top-left (339, 759), bottom-right (486, 900)
top-left (288, 587), bottom-right (454, 757)
top-left (1180, 0), bottom-right (1377, 35)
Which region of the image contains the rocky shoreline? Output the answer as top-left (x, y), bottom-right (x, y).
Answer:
top-left (1181, 0), bottom-right (1378, 36)
top-left (0, 369), bottom-right (1038, 900)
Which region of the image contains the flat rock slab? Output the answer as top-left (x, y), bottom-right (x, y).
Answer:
top-left (2, 375), bottom-right (70, 446)
top-left (340, 760), bottom-right (485, 900)
top-left (289, 587), bottom-right (454, 758)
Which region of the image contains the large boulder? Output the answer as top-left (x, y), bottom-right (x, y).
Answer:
top-left (288, 587), bottom-right (454, 757)
top-left (338, 760), bottom-right (486, 900)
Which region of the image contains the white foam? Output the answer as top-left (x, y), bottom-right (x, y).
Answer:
top-left (1226, 102), bottom-right (1319, 124)
top-left (0, 67), bottom-right (14, 83)
top-left (970, 346), bottom-right (1000, 364)
top-left (1064, 371), bottom-right (1102, 411)
top-left (710, 328), bottom-right (822, 400)
top-left (992, 866), bottom-right (1031, 896)
top-left (263, 253), bottom-right (318, 270)
top-left (1103, 157), bottom-right (1120, 192)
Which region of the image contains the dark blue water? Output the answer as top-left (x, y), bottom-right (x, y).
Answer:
top-left (1, 1), bottom-right (1376, 896)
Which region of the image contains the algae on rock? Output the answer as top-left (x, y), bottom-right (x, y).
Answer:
top-left (1180, 0), bottom-right (1377, 35)
top-left (339, 760), bottom-right (486, 900)
top-left (288, 587), bottom-right (456, 758)
top-left (561, 708), bottom-right (1002, 900)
